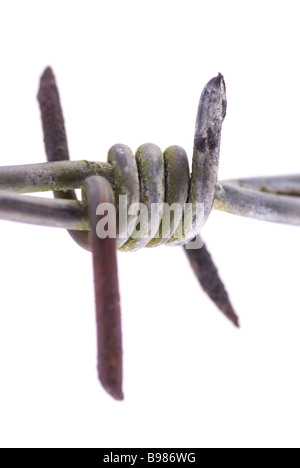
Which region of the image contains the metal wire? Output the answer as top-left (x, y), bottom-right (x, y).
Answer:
top-left (215, 176), bottom-right (300, 225)
top-left (1, 67), bottom-right (299, 400)
top-left (1, 166), bottom-right (300, 228)
top-left (36, 69), bottom-right (227, 251)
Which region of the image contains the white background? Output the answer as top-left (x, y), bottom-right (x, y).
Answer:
top-left (0, 0), bottom-right (299, 449)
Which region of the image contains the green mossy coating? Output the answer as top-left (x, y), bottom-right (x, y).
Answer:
top-left (122, 143), bottom-right (164, 251)
top-left (148, 145), bottom-right (190, 247)
top-left (107, 144), bottom-right (140, 250)
top-left (212, 183), bottom-right (230, 212)
top-left (0, 161), bottom-right (114, 194)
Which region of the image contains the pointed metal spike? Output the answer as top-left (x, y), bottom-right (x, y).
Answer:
top-left (184, 238), bottom-right (239, 328)
top-left (84, 176), bottom-right (124, 400)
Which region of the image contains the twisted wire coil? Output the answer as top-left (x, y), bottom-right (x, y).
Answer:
top-left (38, 67), bottom-right (226, 252)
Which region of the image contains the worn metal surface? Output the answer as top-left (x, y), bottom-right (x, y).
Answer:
top-left (107, 144), bottom-right (140, 249)
top-left (1, 66), bottom-right (300, 401)
top-left (214, 179), bottom-right (300, 225)
top-left (84, 176), bottom-right (123, 401)
top-left (38, 67), bottom-right (93, 251)
top-left (0, 160), bottom-right (113, 193)
top-left (1, 163), bottom-right (300, 228)
top-left (226, 174), bottom-right (300, 195)
top-left (184, 237), bottom-right (239, 327)
top-left (187, 73), bottom-right (227, 240)
top-left (0, 190), bottom-right (88, 229)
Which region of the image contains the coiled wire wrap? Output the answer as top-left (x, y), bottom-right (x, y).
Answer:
top-left (109, 143), bottom-right (190, 250)
top-left (108, 74), bottom-right (226, 251)
top-left (108, 73), bottom-right (226, 251)
top-left (37, 68), bottom-right (226, 252)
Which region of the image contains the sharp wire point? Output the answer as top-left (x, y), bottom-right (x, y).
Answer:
top-left (184, 240), bottom-right (239, 328)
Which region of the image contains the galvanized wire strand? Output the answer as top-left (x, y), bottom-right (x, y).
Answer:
top-left (1, 166), bottom-right (300, 229)
top-left (0, 190), bottom-right (87, 229)
top-left (214, 176), bottom-right (300, 226)
top-left (1, 70), bottom-right (299, 235)
top-left (0, 160), bottom-right (113, 193)
top-left (35, 68), bottom-right (238, 330)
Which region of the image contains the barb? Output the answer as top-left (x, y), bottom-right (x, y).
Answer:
top-left (84, 176), bottom-right (123, 401)
top-left (189, 73), bottom-right (226, 235)
top-left (0, 67), bottom-right (299, 400)
top-left (38, 67), bottom-right (92, 251)
top-left (184, 238), bottom-right (239, 328)
top-left (0, 160), bottom-right (113, 193)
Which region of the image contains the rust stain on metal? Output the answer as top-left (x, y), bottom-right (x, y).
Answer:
top-left (85, 176), bottom-right (123, 400)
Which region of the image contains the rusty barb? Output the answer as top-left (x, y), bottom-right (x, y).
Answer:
top-left (0, 68), bottom-right (299, 400)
